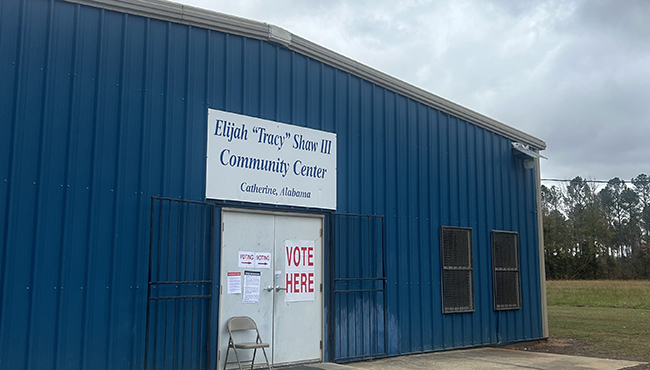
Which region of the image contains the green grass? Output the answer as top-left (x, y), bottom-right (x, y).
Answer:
top-left (549, 305), bottom-right (650, 360)
top-left (546, 280), bottom-right (650, 361)
top-left (547, 280), bottom-right (650, 309)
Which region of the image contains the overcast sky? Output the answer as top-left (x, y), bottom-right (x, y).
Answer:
top-left (178, 0), bottom-right (650, 184)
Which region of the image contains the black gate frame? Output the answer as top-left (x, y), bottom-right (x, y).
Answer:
top-left (144, 200), bottom-right (389, 366)
top-left (328, 213), bottom-right (387, 362)
top-left (145, 197), bottom-right (216, 370)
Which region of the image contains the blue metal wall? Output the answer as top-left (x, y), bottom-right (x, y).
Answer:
top-left (0, 0), bottom-right (544, 369)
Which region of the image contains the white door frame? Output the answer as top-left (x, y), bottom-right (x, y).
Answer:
top-left (217, 207), bottom-right (325, 367)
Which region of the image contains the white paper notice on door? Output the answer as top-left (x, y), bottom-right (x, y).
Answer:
top-left (242, 270), bottom-right (261, 304)
top-left (255, 252), bottom-right (271, 268)
top-left (227, 272), bottom-right (241, 294)
top-left (238, 251), bottom-right (255, 268)
top-left (284, 240), bottom-right (315, 302)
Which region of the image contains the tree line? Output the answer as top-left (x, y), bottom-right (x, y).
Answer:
top-left (542, 174), bottom-right (650, 279)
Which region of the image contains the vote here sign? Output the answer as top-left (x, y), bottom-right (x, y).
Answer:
top-left (284, 240), bottom-right (315, 302)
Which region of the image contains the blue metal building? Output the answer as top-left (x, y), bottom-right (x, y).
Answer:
top-left (0, 0), bottom-right (548, 369)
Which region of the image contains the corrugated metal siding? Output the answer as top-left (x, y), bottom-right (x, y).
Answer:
top-left (0, 0), bottom-right (544, 369)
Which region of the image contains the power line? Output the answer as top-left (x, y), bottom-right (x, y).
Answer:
top-left (542, 178), bottom-right (650, 184)
top-left (542, 178), bottom-right (610, 184)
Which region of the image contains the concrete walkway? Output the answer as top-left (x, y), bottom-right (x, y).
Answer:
top-left (287, 348), bottom-right (646, 370)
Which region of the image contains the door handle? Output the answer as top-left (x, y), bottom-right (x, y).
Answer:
top-left (265, 286), bottom-right (275, 292)
top-left (275, 285), bottom-right (286, 292)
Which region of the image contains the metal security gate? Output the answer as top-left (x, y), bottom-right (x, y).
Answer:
top-left (145, 197), bottom-right (216, 370)
top-left (329, 214), bottom-right (387, 362)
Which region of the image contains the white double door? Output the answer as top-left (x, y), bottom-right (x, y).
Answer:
top-left (218, 210), bottom-right (323, 368)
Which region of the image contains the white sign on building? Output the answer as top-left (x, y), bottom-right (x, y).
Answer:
top-left (284, 240), bottom-right (316, 302)
top-left (206, 109), bottom-right (337, 210)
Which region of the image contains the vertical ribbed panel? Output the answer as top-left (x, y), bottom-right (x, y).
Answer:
top-left (0, 1), bottom-right (544, 369)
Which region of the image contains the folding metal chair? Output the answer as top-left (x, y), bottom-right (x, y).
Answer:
top-left (223, 316), bottom-right (271, 370)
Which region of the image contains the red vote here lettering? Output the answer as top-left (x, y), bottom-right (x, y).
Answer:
top-left (285, 272), bottom-right (315, 293)
top-left (285, 246), bottom-right (314, 267)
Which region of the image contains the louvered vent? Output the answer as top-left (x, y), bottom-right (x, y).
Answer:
top-left (492, 231), bottom-right (521, 310)
top-left (440, 227), bottom-right (474, 313)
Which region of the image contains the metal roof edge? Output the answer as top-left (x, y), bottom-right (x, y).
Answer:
top-left (62, 0), bottom-right (547, 150)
